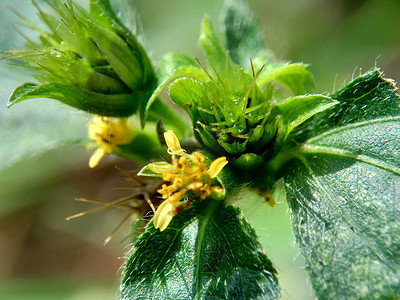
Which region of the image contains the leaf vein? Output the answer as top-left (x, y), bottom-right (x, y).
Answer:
top-left (300, 159), bottom-right (395, 272)
top-left (305, 116), bottom-right (400, 144)
top-left (301, 144), bottom-right (400, 175)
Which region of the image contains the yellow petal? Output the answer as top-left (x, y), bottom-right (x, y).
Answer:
top-left (154, 200), bottom-right (177, 231)
top-left (89, 148), bottom-right (106, 168)
top-left (164, 130), bottom-right (185, 156)
top-left (207, 156), bottom-right (228, 178)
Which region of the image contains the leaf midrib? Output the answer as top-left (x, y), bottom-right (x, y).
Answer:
top-left (305, 116), bottom-right (400, 144)
top-left (300, 116), bottom-right (400, 175)
top-left (193, 200), bottom-right (220, 300)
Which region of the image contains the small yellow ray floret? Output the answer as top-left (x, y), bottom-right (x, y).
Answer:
top-left (164, 130), bottom-right (186, 156)
top-left (208, 156), bottom-right (228, 178)
top-left (87, 116), bottom-right (133, 168)
top-left (153, 200), bottom-right (178, 232)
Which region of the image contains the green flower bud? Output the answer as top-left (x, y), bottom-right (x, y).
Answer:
top-left (169, 65), bottom-right (278, 160)
top-left (169, 62), bottom-right (337, 167)
top-left (3, 0), bottom-right (155, 117)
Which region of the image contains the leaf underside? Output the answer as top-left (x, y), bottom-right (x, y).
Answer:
top-left (8, 82), bottom-right (140, 117)
top-left (286, 70), bottom-right (400, 299)
top-left (121, 200), bottom-right (279, 300)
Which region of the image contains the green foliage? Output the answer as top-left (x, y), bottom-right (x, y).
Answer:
top-left (223, 0), bottom-right (267, 68)
top-left (140, 52), bottom-right (208, 128)
top-left (164, 0), bottom-right (321, 164)
top-left (1, 0), bottom-right (399, 299)
top-left (286, 70), bottom-right (400, 298)
top-left (256, 63), bottom-right (314, 96)
top-left (272, 94), bottom-right (338, 154)
top-left (2, 0), bottom-right (156, 118)
top-left (199, 16), bottom-right (231, 76)
top-left (8, 82), bottom-right (141, 117)
top-left (121, 200), bottom-right (280, 300)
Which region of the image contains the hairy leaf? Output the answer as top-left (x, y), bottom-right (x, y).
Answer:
top-left (257, 64), bottom-right (315, 95)
top-left (285, 70), bottom-right (400, 298)
top-left (121, 200), bottom-right (279, 300)
top-left (199, 16), bottom-right (232, 76)
top-left (168, 77), bottom-right (203, 120)
top-left (222, 0), bottom-right (266, 68)
top-left (273, 94), bottom-right (338, 152)
top-left (90, 0), bottom-right (129, 35)
top-left (8, 82), bottom-right (140, 117)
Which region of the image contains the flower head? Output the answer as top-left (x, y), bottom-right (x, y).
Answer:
top-left (87, 116), bottom-right (133, 168)
top-left (149, 131), bottom-right (228, 231)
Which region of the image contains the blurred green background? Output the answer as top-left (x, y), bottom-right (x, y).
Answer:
top-left (0, 0), bottom-right (399, 299)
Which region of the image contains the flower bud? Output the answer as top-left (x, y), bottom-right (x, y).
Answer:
top-left (169, 66), bottom-right (277, 160)
top-left (3, 0), bottom-right (155, 117)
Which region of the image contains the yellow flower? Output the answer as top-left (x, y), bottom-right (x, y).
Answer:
top-left (151, 130), bottom-right (228, 231)
top-left (87, 116), bottom-right (133, 168)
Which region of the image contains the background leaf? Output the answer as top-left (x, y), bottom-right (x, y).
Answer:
top-left (222, 0), bottom-right (267, 68)
top-left (199, 16), bottom-right (231, 76)
top-left (121, 200), bottom-right (280, 300)
top-left (285, 70), bottom-right (400, 298)
top-left (0, 66), bottom-right (88, 171)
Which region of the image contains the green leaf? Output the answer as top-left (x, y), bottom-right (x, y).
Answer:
top-left (144, 67), bottom-right (206, 123)
top-left (90, 0), bottom-right (127, 33)
top-left (140, 52), bottom-right (208, 128)
top-left (222, 0), bottom-right (267, 68)
top-left (199, 16), bottom-right (231, 76)
top-left (273, 94), bottom-right (338, 149)
top-left (121, 200), bottom-right (279, 299)
top-left (156, 52), bottom-right (200, 80)
top-left (168, 77), bottom-right (203, 118)
top-left (8, 82), bottom-right (141, 117)
top-left (257, 64), bottom-right (315, 95)
top-left (285, 70), bottom-right (400, 298)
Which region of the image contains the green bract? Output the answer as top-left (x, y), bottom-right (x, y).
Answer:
top-left (3, 0), bottom-right (155, 117)
top-left (166, 9), bottom-right (337, 170)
